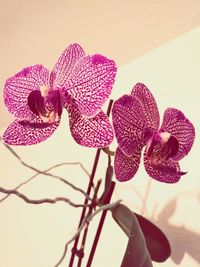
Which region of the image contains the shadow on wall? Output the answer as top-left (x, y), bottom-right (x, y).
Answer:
top-left (115, 184), bottom-right (200, 265)
top-left (151, 197), bottom-right (200, 265)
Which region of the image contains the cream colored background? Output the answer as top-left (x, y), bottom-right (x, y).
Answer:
top-left (1, 1), bottom-right (200, 267)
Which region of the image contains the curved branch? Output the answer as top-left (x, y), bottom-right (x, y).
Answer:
top-left (0, 187), bottom-right (89, 208)
top-left (0, 162), bottom-right (90, 203)
top-left (0, 139), bottom-right (90, 199)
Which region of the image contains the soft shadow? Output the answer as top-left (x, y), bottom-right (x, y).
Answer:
top-left (151, 198), bottom-right (200, 265)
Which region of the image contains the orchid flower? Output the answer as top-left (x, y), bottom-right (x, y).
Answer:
top-left (2, 43), bottom-right (116, 147)
top-left (112, 83), bottom-right (195, 183)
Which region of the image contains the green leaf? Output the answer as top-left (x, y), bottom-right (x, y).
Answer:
top-left (111, 203), bottom-right (133, 237)
top-left (135, 213), bottom-right (171, 262)
top-left (111, 204), bottom-right (171, 264)
top-left (111, 204), bottom-right (153, 267)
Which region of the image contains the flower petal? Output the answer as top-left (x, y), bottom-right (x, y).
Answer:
top-left (131, 83), bottom-right (160, 129)
top-left (114, 146), bottom-right (142, 181)
top-left (143, 149), bottom-right (183, 183)
top-left (66, 54), bottom-right (117, 117)
top-left (68, 105), bottom-right (113, 148)
top-left (2, 117), bottom-right (59, 145)
top-left (51, 43), bottom-right (86, 88)
top-left (160, 108), bottom-right (195, 161)
top-left (112, 94), bottom-right (147, 156)
top-left (4, 65), bottom-right (49, 119)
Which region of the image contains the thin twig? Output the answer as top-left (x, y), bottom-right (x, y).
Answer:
top-left (0, 162), bottom-right (90, 203)
top-left (54, 199), bottom-right (122, 267)
top-left (0, 186), bottom-right (90, 208)
top-left (0, 139), bottom-right (90, 199)
top-left (63, 162), bottom-right (90, 177)
top-left (0, 137), bottom-right (89, 177)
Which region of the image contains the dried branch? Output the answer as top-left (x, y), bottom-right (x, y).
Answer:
top-left (62, 162), bottom-right (90, 177)
top-left (54, 199), bottom-right (122, 267)
top-left (0, 139), bottom-right (91, 199)
top-left (0, 162), bottom-right (90, 203)
top-left (0, 186), bottom-right (90, 208)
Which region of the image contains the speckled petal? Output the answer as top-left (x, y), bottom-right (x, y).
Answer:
top-left (143, 148), bottom-right (182, 183)
top-left (4, 65), bottom-right (49, 119)
top-left (114, 146), bottom-right (142, 181)
top-left (51, 43), bottom-right (85, 88)
top-left (2, 117), bottom-right (59, 145)
top-left (68, 105), bottom-right (114, 148)
top-left (112, 94), bottom-right (147, 156)
top-left (66, 54), bottom-right (117, 117)
top-left (131, 83), bottom-right (160, 129)
top-left (160, 108), bottom-right (195, 161)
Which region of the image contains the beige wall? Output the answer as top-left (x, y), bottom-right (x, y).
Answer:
top-left (0, 1), bottom-right (200, 267)
top-left (1, 0), bottom-right (200, 128)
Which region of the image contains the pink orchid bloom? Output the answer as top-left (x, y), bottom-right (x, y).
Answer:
top-left (112, 83), bottom-right (195, 183)
top-left (3, 43), bottom-right (117, 147)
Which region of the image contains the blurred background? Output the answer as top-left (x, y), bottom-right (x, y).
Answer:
top-left (0, 1), bottom-right (200, 266)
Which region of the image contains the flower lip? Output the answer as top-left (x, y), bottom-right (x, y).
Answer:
top-left (147, 131), bottom-right (179, 164)
top-left (27, 89), bottom-right (63, 123)
top-left (47, 89), bottom-right (64, 117)
top-left (162, 135), bottom-right (179, 159)
top-left (28, 90), bottom-right (45, 116)
top-left (151, 162), bottom-right (187, 176)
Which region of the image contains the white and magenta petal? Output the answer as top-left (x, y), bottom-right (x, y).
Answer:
top-left (2, 117), bottom-right (59, 146)
top-left (68, 105), bottom-right (114, 148)
top-left (66, 54), bottom-right (117, 117)
top-left (131, 83), bottom-right (160, 129)
top-left (160, 108), bottom-right (195, 161)
top-left (4, 65), bottom-right (49, 120)
top-left (114, 146), bottom-right (142, 182)
top-left (143, 149), bottom-right (183, 183)
top-left (112, 94), bottom-right (147, 156)
top-left (51, 43), bottom-right (86, 88)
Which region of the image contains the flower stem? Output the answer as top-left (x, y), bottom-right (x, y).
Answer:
top-left (68, 149), bottom-right (101, 267)
top-left (68, 100), bottom-right (114, 267)
top-left (86, 181), bottom-right (115, 267)
top-left (77, 180), bottom-right (102, 267)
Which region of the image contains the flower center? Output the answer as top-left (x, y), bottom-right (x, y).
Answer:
top-left (146, 131), bottom-right (179, 165)
top-left (27, 87), bottom-right (63, 123)
top-left (40, 85), bottom-right (50, 97)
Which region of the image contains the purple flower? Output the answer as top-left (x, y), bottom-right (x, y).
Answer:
top-left (112, 83), bottom-right (195, 183)
top-left (3, 44), bottom-right (117, 147)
